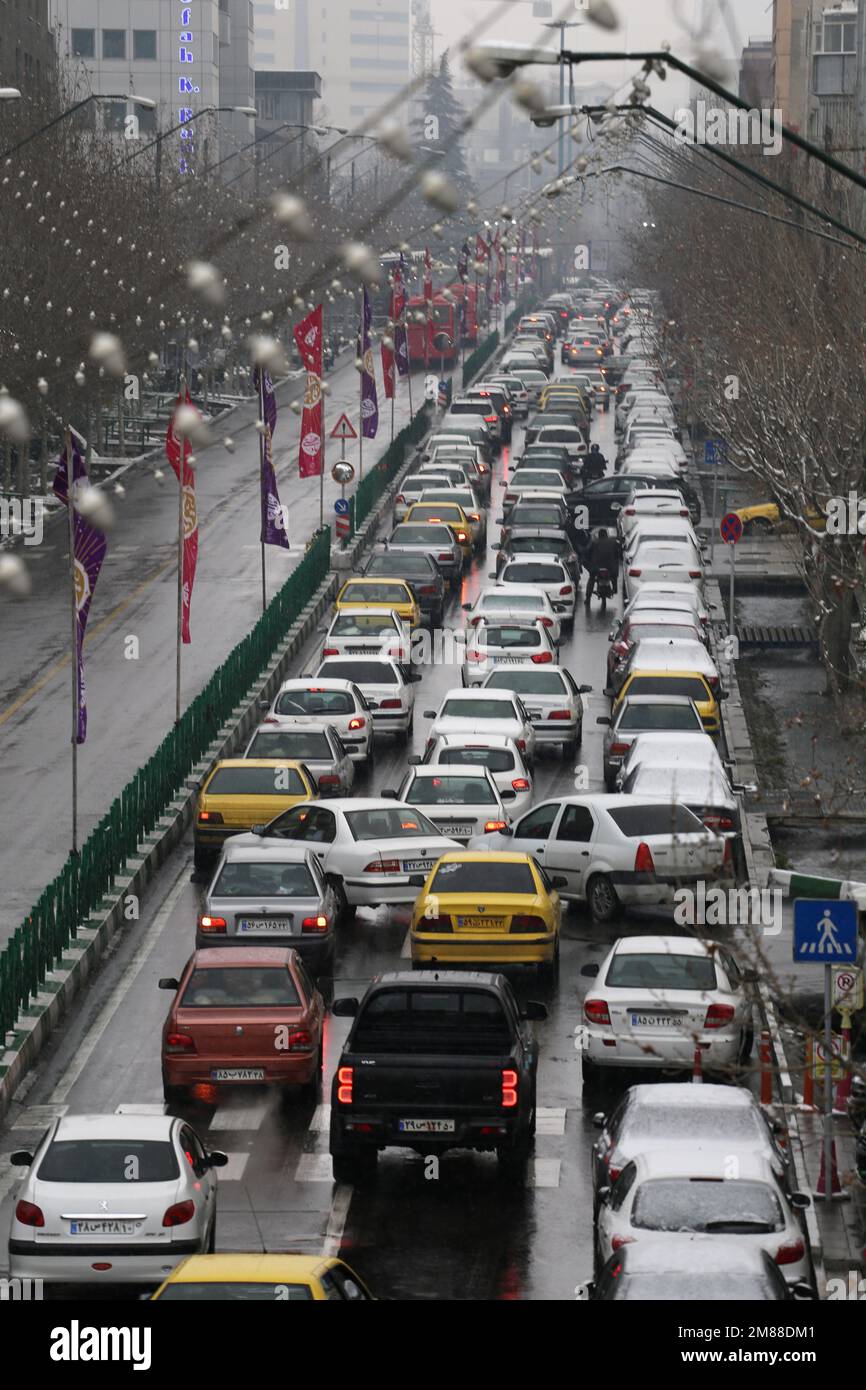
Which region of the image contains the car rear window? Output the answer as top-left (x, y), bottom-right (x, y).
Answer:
top-left (510, 538), bottom-right (569, 557)
top-left (275, 689), bottom-right (354, 716)
top-left (366, 555), bottom-right (432, 580)
top-left (631, 1179), bottom-right (782, 1233)
top-left (431, 860), bottom-right (535, 894)
top-left (481, 625), bottom-right (543, 648)
top-left (352, 988), bottom-right (513, 1055)
top-left (391, 525), bottom-right (454, 546)
top-left (321, 660), bottom-right (399, 685)
top-left (409, 504), bottom-right (464, 522)
top-left (510, 507), bottom-right (564, 526)
top-left (206, 766), bottom-right (306, 795)
top-left (38, 1140), bottom-right (180, 1183)
top-left (502, 563), bottom-right (564, 584)
top-left (606, 804), bottom-right (706, 836)
top-left (609, 1273), bottom-right (777, 1302)
top-left (345, 808), bottom-right (437, 840)
top-left (340, 582), bottom-right (409, 604)
top-left (247, 731), bottom-right (330, 760)
top-left (627, 624), bottom-right (698, 644)
top-left (618, 703), bottom-right (701, 731)
top-left (180, 966), bottom-right (301, 1008)
top-left (440, 697), bottom-right (516, 719)
top-left (212, 860), bottom-right (317, 898)
top-left (332, 613), bottom-right (398, 635)
top-left (157, 1283), bottom-right (315, 1301)
top-left (485, 670), bottom-right (566, 695)
top-left (481, 594), bottom-right (543, 612)
top-left (626, 676), bottom-right (710, 701)
top-left (625, 1105), bottom-right (763, 1144)
top-left (436, 747), bottom-right (515, 772)
top-left (406, 775), bottom-right (496, 806)
top-left (605, 952), bottom-right (717, 991)
top-left (512, 474), bottom-right (564, 492)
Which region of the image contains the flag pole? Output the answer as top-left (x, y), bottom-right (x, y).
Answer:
top-left (358, 287), bottom-right (364, 482)
top-left (175, 376), bottom-right (185, 726)
top-left (258, 367), bottom-right (267, 612)
top-left (64, 426), bottom-right (79, 855)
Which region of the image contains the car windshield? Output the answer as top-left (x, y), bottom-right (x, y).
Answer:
top-left (391, 525), bottom-right (453, 546)
top-left (618, 703), bottom-right (701, 731)
top-left (247, 731), bottom-right (330, 760)
top-left (321, 660), bottom-right (398, 685)
top-left (605, 952), bottom-right (717, 990)
top-left (481, 625), bottom-right (542, 649)
top-left (275, 689), bottom-right (354, 716)
top-left (406, 775), bottom-right (496, 806)
top-left (352, 988), bottom-right (513, 1056)
top-left (38, 1140), bottom-right (180, 1183)
top-left (212, 860), bottom-right (317, 898)
top-left (606, 804), bottom-right (706, 836)
top-left (627, 676), bottom-right (710, 701)
top-left (502, 563), bottom-right (564, 584)
top-left (631, 1180), bottom-right (782, 1234)
top-left (331, 613), bottom-right (398, 635)
top-left (158, 1283), bottom-right (315, 1301)
top-left (206, 766), bottom-right (306, 795)
top-left (431, 861), bottom-right (535, 894)
top-left (440, 697), bottom-right (516, 719)
top-left (340, 582), bottom-right (409, 604)
top-left (437, 747), bottom-right (515, 772)
top-left (485, 671), bottom-right (566, 695)
top-left (345, 807), bottom-right (438, 840)
top-left (180, 966), bottom-right (301, 1008)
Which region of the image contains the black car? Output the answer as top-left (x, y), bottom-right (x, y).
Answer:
top-left (575, 474), bottom-right (701, 528)
top-left (362, 549), bottom-right (446, 628)
top-left (329, 971), bottom-right (545, 1184)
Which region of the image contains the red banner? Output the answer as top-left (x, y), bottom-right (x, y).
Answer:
top-left (475, 232), bottom-right (490, 262)
top-left (293, 304), bottom-right (323, 479)
top-left (165, 386), bottom-right (199, 644)
top-left (381, 340), bottom-right (396, 399)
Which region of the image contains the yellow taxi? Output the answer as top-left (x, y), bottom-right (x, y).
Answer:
top-left (613, 669), bottom-right (722, 734)
top-left (194, 759), bottom-right (317, 870)
top-left (335, 575), bottom-right (420, 627)
top-left (150, 1253), bottom-right (374, 1301)
top-left (734, 501), bottom-right (826, 534)
top-left (409, 850), bottom-right (561, 975)
top-left (404, 500), bottom-right (473, 562)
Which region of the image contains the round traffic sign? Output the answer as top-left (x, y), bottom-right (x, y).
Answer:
top-left (720, 511), bottom-right (743, 545)
top-left (334, 498), bottom-right (350, 516)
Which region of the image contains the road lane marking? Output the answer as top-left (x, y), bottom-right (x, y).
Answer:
top-left (322, 1182), bottom-right (353, 1256)
top-left (49, 858), bottom-right (191, 1104)
top-left (400, 929), bottom-right (411, 959)
top-left (209, 1100), bottom-right (269, 1132)
top-left (536, 1107), bottom-right (566, 1136)
top-left (294, 1152), bottom-right (333, 1182)
top-left (218, 1152), bottom-right (250, 1182)
top-left (310, 1103), bottom-right (331, 1132)
top-left (527, 1158), bottom-right (561, 1187)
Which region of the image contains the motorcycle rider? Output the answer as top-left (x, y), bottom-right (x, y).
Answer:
top-left (584, 528), bottom-right (621, 604)
top-left (583, 442), bottom-right (607, 482)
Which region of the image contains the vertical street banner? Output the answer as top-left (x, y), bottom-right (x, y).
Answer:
top-left (359, 285), bottom-right (379, 438)
top-left (52, 435), bottom-right (107, 743)
top-left (423, 246), bottom-right (433, 365)
top-left (381, 339), bottom-right (396, 399)
top-left (491, 229), bottom-right (502, 306)
top-left (165, 386), bottom-right (199, 644)
top-left (253, 365), bottom-right (289, 549)
top-left (392, 257), bottom-right (409, 379)
top-left (457, 240), bottom-right (470, 282)
top-left (293, 303), bottom-right (324, 478)
top-left (497, 233), bottom-right (506, 304)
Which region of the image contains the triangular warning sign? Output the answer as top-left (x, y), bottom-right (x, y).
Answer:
top-left (330, 412), bottom-right (358, 440)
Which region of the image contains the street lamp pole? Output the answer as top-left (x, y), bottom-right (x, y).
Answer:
top-left (1, 92), bottom-right (156, 160)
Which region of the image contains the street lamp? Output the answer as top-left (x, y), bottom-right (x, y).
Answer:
top-left (125, 105), bottom-right (258, 192)
top-left (540, 19), bottom-right (583, 176)
top-left (0, 89), bottom-right (21, 102)
top-left (204, 120), bottom-right (344, 180)
top-left (1, 92), bottom-right (155, 160)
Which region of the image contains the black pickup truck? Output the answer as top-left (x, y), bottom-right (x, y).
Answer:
top-left (329, 971), bottom-right (546, 1184)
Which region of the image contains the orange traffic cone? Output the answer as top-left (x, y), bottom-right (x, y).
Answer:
top-left (760, 1030), bottom-right (773, 1104)
top-left (692, 1042), bottom-right (703, 1083)
top-left (816, 1139), bottom-right (842, 1196)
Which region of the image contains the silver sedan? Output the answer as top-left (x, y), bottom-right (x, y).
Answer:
top-left (243, 721), bottom-right (355, 796)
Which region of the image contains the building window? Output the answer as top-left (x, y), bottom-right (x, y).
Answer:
top-left (133, 30), bottom-right (157, 60)
top-left (819, 14), bottom-right (857, 53)
top-left (102, 29), bottom-right (126, 60)
top-left (256, 27), bottom-right (275, 38)
top-left (350, 57), bottom-right (408, 69)
top-left (71, 28), bottom-right (95, 58)
top-left (350, 32), bottom-right (410, 45)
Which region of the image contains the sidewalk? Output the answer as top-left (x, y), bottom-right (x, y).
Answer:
top-left (795, 1105), bottom-right (865, 1277)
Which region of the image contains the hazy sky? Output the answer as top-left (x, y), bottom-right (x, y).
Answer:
top-left (431, 0), bottom-right (766, 114)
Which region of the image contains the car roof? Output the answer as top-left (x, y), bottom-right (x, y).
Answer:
top-left (164, 1254), bottom-right (335, 1283)
top-left (612, 933), bottom-right (718, 957)
top-left (221, 840), bottom-right (312, 863)
top-left (408, 764), bottom-right (492, 778)
top-left (249, 720), bottom-right (332, 735)
top-left (332, 605), bottom-right (401, 617)
top-left (434, 732), bottom-right (520, 749)
top-left (437, 849), bottom-right (534, 865)
top-left (620, 693), bottom-right (698, 706)
top-left (606, 1236), bottom-right (776, 1276)
top-left (191, 945), bottom-right (299, 966)
top-left (209, 757), bottom-right (304, 770)
top-left (626, 612), bottom-right (700, 627)
top-left (442, 686), bottom-right (517, 702)
top-left (629, 767), bottom-right (733, 797)
top-left (54, 1113), bottom-right (177, 1141)
top-left (627, 1082), bottom-right (757, 1110)
top-left (279, 677), bottom-right (356, 693)
top-left (372, 969), bottom-right (507, 989)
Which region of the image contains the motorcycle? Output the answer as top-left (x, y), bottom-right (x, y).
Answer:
top-left (594, 567), bottom-right (615, 610)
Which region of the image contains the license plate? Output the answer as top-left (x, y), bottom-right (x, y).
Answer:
top-left (495, 656), bottom-right (523, 663)
top-left (398, 1118), bottom-right (455, 1133)
top-left (69, 1220), bottom-right (139, 1236)
top-left (211, 1068), bottom-right (265, 1081)
top-left (527, 709), bottom-right (543, 718)
top-left (403, 859), bottom-right (431, 872)
top-left (238, 918), bottom-right (293, 933)
top-left (457, 915), bottom-right (505, 930)
top-left (437, 824), bottom-right (473, 837)
top-left (630, 1013), bottom-right (681, 1027)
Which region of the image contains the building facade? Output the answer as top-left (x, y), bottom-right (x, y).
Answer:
top-left (0, 0), bottom-right (57, 87)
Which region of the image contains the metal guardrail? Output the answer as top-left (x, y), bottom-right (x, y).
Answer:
top-left (0, 525), bottom-right (332, 1038)
top-left (461, 332), bottom-right (500, 391)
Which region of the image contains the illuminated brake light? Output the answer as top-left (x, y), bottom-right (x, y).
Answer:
top-left (165, 1032), bottom-right (195, 1054)
top-left (364, 859), bottom-right (401, 873)
top-left (198, 916), bottom-right (226, 933)
top-left (438, 553), bottom-right (453, 563)
top-left (511, 777), bottom-right (530, 791)
top-left (584, 998), bottom-right (611, 1026)
top-left (501, 1069), bottom-right (518, 1107)
top-left (301, 915), bottom-right (329, 933)
top-left (337, 1066), bottom-right (354, 1105)
top-left (348, 716), bottom-right (365, 731)
top-left (197, 810), bottom-right (224, 824)
top-left (530, 651), bottom-right (553, 664)
top-left (456, 530), bottom-right (468, 543)
top-left (484, 820), bottom-right (508, 832)
top-left (634, 841), bottom-right (655, 873)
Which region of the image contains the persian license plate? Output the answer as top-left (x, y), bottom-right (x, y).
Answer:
top-left (527, 709), bottom-right (543, 719)
top-left (630, 1013), bottom-right (680, 1028)
top-left (211, 1068), bottom-right (265, 1081)
top-left (398, 1118), bottom-right (455, 1134)
top-left (457, 915), bottom-right (505, 930)
top-left (437, 824), bottom-right (473, 837)
top-left (69, 1220), bottom-right (138, 1236)
top-left (238, 918), bottom-right (293, 933)
top-left (403, 859), bottom-right (431, 872)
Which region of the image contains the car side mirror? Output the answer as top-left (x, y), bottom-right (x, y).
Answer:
top-left (495, 516), bottom-right (505, 525)
top-left (551, 875), bottom-right (568, 889)
top-left (380, 788), bottom-right (398, 799)
top-left (574, 1279), bottom-right (595, 1302)
top-left (250, 824), bottom-right (266, 836)
top-left (580, 963), bottom-right (600, 978)
top-left (10, 1151), bottom-right (33, 1167)
top-left (592, 1111), bottom-right (606, 1129)
top-left (496, 825), bottom-right (513, 837)
top-left (579, 684), bottom-right (593, 694)
top-left (207, 1151), bottom-right (229, 1169)
top-left (742, 968), bottom-right (759, 985)
top-left (257, 700), bottom-right (270, 712)
top-left (790, 1192), bottom-right (811, 1211)
top-left (488, 571), bottom-right (497, 579)
top-left (602, 688), bottom-right (614, 699)
top-left (423, 709), bottom-right (436, 719)
top-left (332, 997), bottom-right (359, 1017)
top-left (597, 1185), bottom-right (611, 1205)
top-left (520, 1000), bottom-right (548, 1021)
top-left (406, 874), bottom-right (426, 888)
top-left (158, 977), bottom-right (180, 991)
top-left (596, 716), bottom-right (611, 726)
top-left (461, 603), bottom-right (472, 612)
top-left (492, 543), bottom-right (501, 551)
top-left (718, 689), bottom-right (729, 700)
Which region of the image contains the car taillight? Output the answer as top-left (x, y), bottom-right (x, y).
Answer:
top-left (516, 739), bottom-right (526, 752)
top-left (337, 1065), bottom-right (353, 1104)
top-left (704, 1003), bottom-right (735, 1029)
top-left (467, 649), bottom-right (484, 663)
top-left (322, 647), bottom-right (339, 657)
top-left (688, 570), bottom-right (702, 579)
top-left (165, 1032), bottom-right (196, 1052)
top-left (364, 859), bottom-right (401, 873)
top-left (706, 674), bottom-right (719, 690)
top-left (548, 709), bottom-right (571, 720)
top-left (438, 552), bottom-right (453, 562)
top-left (609, 742), bottom-right (630, 755)
top-left (470, 615), bottom-right (483, 627)
top-left (456, 530), bottom-right (468, 543)
top-left (163, 1199), bottom-right (196, 1228)
top-left (483, 819), bottom-right (507, 833)
top-left (197, 810), bottom-right (224, 824)
top-left (318, 774), bottom-right (340, 789)
top-left (608, 1164), bottom-right (622, 1183)
top-left (287, 1029), bottom-right (313, 1051)
top-left (624, 507), bottom-right (635, 515)
top-left (15, 1200), bottom-right (44, 1228)
top-left (634, 841), bottom-right (655, 873)
top-left (559, 585), bottom-right (573, 596)
top-left (775, 1239), bottom-right (805, 1267)
top-left (680, 508), bottom-right (690, 517)
top-left (395, 493), bottom-right (405, 504)
top-left (703, 813), bottom-right (733, 831)
top-left (379, 697), bottom-right (402, 709)
top-left (723, 836), bottom-right (734, 867)
top-left (469, 513), bottom-right (480, 523)
top-left (584, 998), bottom-right (611, 1025)
top-left (198, 915), bottom-right (227, 933)
top-left (301, 915), bottom-right (329, 933)
top-left (510, 913), bottom-right (546, 931)
top-left (485, 415), bottom-right (497, 424)
top-left (501, 1069), bottom-right (519, 1107)
top-left (539, 616), bottom-right (554, 628)
top-left (419, 584), bottom-right (436, 594)
top-left (611, 1234), bottom-right (636, 1251)
top-left (511, 777), bottom-right (530, 791)
top-left (530, 651), bottom-right (553, 664)
top-left (262, 717), bottom-right (279, 724)
top-left (628, 568), bottom-right (641, 577)
top-left (348, 717), bottom-right (365, 730)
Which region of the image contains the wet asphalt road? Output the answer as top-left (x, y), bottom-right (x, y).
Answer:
top-left (0, 359), bottom-right (765, 1301)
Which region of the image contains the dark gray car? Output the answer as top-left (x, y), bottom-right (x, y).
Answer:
top-left (362, 548), bottom-right (446, 627)
top-left (385, 523), bottom-right (463, 588)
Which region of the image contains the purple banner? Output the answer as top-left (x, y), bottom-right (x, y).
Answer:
top-left (359, 286), bottom-right (379, 439)
top-left (392, 254), bottom-right (409, 378)
top-left (254, 366), bottom-right (289, 550)
top-left (52, 438), bottom-right (107, 744)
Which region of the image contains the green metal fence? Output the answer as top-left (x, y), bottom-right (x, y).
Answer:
top-left (0, 525), bottom-right (333, 1039)
top-left (461, 331), bottom-right (500, 391)
top-left (504, 295), bottom-right (535, 336)
top-left (348, 406), bottom-right (430, 537)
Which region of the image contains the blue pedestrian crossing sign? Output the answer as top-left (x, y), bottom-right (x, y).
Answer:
top-left (704, 438), bottom-right (727, 465)
top-left (793, 899), bottom-right (858, 962)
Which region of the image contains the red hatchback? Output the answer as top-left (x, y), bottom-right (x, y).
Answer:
top-left (159, 948), bottom-right (324, 1106)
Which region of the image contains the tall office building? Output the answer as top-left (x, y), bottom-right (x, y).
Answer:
top-left (0, 0), bottom-right (57, 87)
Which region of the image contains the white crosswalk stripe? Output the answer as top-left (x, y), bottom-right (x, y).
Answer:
top-left (527, 1158), bottom-right (561, 1188)
top-left (209, 1101), bottom-right (270, 1132)
top-left (535, 1106), bottom-right (566, 1136)
top-left (218, 1152), bottom-right (251, 1182)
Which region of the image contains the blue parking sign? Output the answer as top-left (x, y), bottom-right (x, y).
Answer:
top-left (793, 899), bottom-right (858, 962)
top-left (704, 438), bottom-right (727, 465)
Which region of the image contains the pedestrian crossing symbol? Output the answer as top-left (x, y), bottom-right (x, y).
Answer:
top-left (793, 899), bottom-right (858, 962)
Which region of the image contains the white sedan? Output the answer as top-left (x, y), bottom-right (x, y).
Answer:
top-left (461, 618), bottom-right (557, 688)
top-left (9, 1113), bottom-right (226, 1285)
top-left (319, 607), bottom-right (410, 664)
top-left (467, 794), bottom-right (731, 921)
top-left (462, 584), bottom-right (562, 644)
top-left (262, 677), bottom-right (374, 763)
top-left (411, 733), bottom-right (534, 818)
top-left (595, 1150), bottom-right (810, 1286)
top-left (423, 687), bottom-right (537, 764)
top-left (581, 934), bottom-right (752, 1080)
top-left (481, 665), bottom-right (590, 749)
top-left (624, 544), bottom-right (704, 602)
top-left (385, 765), bottom-right (510, 842)
top-left (494, 555), bottom-right (577, 625)
top-left (623, 583), bottom-right (712, 628)
top-left (314, 656), bottom-right (420, 742)
top-left (247, 797), bottom-right (458, 916)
